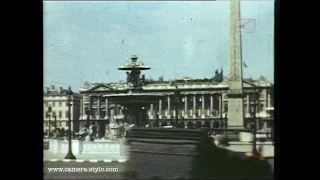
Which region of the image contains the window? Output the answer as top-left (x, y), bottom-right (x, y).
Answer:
top-left (45, 111), bottom-right (48, 118)
top-left (260, 104), bottom-right (264, 111)
top-left (59, 122), bottom-right (62, 126)
top-left (224, 104), bottom-right (228, 113)
top-left (65, 111), bottom-right (68, 118)
top-left (45, 102), bottom-right (48, 107)
top-left (59, 111), bottom-right (62, 118)
top-left (45, 122), bottom-right (48, 126)
top-left (52, 111), bottom-right (56, 118)
top-left (59, 102), bottom-right (62, 106)
top-left (52, 102), bottom-right (55, 107)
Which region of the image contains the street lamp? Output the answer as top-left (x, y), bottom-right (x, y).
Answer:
top-left (85, 109), bottom-right (91, 128)
top-left (52, 111), bottom-right (57, 130)
top-left (220, 94), bottom-right (223, 129)
top-left (251, 90), bottom-right (260, 157)
top-left (225, 113), bottom-right (229, 138)
top-left (65, 86), bottom-right (76, 159)
top-left (47, 105), bottom-right (52, 138)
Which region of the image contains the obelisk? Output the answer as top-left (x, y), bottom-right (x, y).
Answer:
top-left (228, 0), bottom-right (244, 128)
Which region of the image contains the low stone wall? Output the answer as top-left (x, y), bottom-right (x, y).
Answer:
top-left (220, 142), bottom-right (274, 157)
top-left (48, 139), bottom-right (128, 156)
top-left (239, 132), bottom-right (271, 142)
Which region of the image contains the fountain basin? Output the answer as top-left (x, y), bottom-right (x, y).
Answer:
top-left (48, 139), bottom-right (128, 156)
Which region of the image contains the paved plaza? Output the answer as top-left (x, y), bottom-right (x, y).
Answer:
top-left (44, 156), bottom-right (274, 180)
top-left (44, 161), bottom-right (127, 179)
top-left (43, 150), bottom-right (127, 162)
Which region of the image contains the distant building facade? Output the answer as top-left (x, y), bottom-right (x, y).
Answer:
top-left (79, 71), bottom-right (274, 129)
top-left (43, 85), bottom-right (81, 135)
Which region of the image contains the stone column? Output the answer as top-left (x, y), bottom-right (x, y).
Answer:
top-left (257, 94), bottom-right (260, 117)
top-left (119, 106), bottom-right (123, 117)
top-left (110, 108), bottom-right (115, 123)
top-left (184, 95), bottom-right (188, 118)
top-left (150, 104), bottom-right (154, 119)
top-left (267, 92), bottom-right (271, 118)
top-left (112, 104), bottom-right (117, 120)
top-left (105, 98), bottom-right (109, 119)
top-left (193, 95), bottom-right (196, 118)
top-left (264, 90), bottom-right (267, 112)
top-left (82, 96), bottom-right (86, 119)
top-left (219, 94), bottom-right (222, 117)
top-left (89, 96), bottom-right (93, 119)
top-left (245, 94), bottom-right (250, 117)
top-left (159, 100), bottom-right (162, 119)
top-left (167, 96), bottom-right (171, 119)
top-left (210, 95), bottom-right (214, 117)
top-left (201, 95), bottom-right (205, 118)
top-left (97, 96), bottom-right (101, 119)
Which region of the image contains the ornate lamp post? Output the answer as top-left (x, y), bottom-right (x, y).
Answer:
top-left (220, 94), bottom-right (223, 129)
top-left (52, 111), bottom-right (57, 130)
top-left (174, 86), bottom-right (180, 128)
top-left (65, 86), bottom-right (76, 159)
top-left (251, 90), bottom-right (260, 157)
top-left (47, 105), bottom-right (52, 138)
top-left (225, 113), bottom-right (229, 140)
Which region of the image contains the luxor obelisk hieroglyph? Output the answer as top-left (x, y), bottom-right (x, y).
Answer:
top-left (227, 0), bottom-right (244, 128)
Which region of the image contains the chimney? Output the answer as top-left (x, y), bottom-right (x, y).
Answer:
top-left (59, 87), bottom-right (63, 93)
top-left (51, 85), bottom-right (55, 89)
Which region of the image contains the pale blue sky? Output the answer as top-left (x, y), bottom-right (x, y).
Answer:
top-left (43, 1), bottom-right (274, 91)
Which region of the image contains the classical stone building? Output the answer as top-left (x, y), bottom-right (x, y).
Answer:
top-left (43, 85), bottom-right (82, 135)
top-left (79, 72), bottom-right (274, 130)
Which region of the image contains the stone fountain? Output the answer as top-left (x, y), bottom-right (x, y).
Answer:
top-left (48, 55), bottom-right (164, 159)
top-left (105, 55), bottom-right (165, 138)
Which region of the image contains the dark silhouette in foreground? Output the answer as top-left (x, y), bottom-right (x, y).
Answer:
top-left (125, 128), bottom-right (273, 179)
